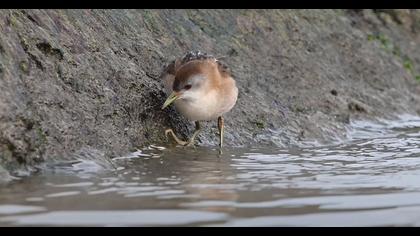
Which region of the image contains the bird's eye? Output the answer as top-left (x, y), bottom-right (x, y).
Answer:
top-left (184, 84), bottom-right (192, 90)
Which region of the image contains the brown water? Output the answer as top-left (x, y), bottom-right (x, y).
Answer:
top-left (1, 115), bottom-right (420, 226)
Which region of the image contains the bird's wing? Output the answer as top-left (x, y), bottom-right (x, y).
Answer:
top-left (160, 58), bottom-right (181, 94)
top-left (215, 60), bottom-right (231, 79)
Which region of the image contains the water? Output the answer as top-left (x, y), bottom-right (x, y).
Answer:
top-left (1, 116), bottom-right (420, 226)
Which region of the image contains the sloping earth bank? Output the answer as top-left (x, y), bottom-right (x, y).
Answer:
top-left (1, 9), bottom-right (420, 176)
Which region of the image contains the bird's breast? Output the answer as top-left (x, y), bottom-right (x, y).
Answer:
top-left (174, 90), bottom-right (221, 121)
top-left (174, 82), bottom-right (238, 121)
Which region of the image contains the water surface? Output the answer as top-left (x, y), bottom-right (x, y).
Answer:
top-left (1, 116), bottom-right (420, 226)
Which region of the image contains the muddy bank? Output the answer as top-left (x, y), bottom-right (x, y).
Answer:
top-left (1, 9), bottom-right (420, 174)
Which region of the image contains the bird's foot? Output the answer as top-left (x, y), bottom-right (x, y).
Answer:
top-left (185, 122), bottom-right (201, 147)
top-left (185, 138), bottom-right (197, 147)
top-left (165, 121), bottom-right (201, 147)
top-left (165, 129), bottom-right (188, 146)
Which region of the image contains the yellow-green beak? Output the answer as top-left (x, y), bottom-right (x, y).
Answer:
top-left (162, 91), bottom-right (180, 109)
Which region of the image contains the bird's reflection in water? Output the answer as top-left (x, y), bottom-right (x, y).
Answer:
top-left (138, 145), bottom-right (240, 213)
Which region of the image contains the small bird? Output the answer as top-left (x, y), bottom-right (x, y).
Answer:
top-left (160, 51), bottom-right (238, 148)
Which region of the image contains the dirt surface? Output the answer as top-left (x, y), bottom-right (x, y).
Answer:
top-left (1, 9), bottom-right (420, 175)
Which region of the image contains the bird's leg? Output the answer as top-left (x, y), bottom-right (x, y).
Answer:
top-left (165, 129), bottom-right (188, 146)
top-left (185, 121), bottom-right (201, 147)
top-left (218, 116), bottom-right (224, 148)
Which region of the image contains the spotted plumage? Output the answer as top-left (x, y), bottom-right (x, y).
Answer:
top-left (161, 50), bottom-right (230, 80)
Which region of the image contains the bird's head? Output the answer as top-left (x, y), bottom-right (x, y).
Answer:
top-left (162, 60), bottom-right (216, 109)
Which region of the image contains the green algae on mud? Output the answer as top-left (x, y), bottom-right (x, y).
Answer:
top-left (367, 32), bottom-right (420, 82)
